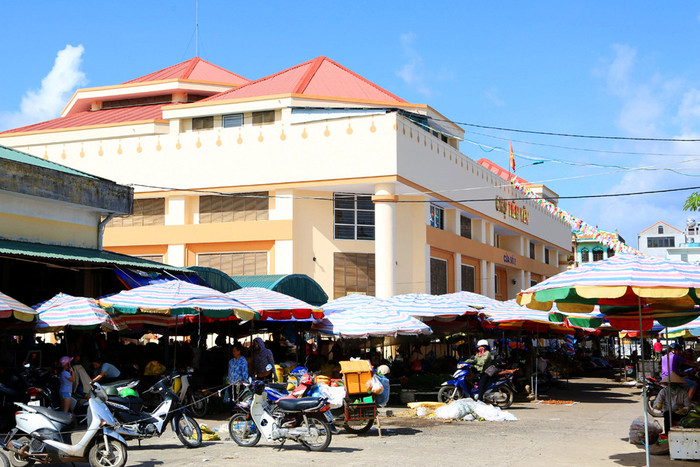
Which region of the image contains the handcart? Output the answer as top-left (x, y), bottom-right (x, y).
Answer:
top-left (339, 360), bottom-right (381, 435)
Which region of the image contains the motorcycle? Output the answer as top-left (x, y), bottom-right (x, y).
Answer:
top-left (3, 383), bottom-right (129, 467)
top-left (437, 362), bottom-right (517, 409)
top-left (106, 373), bottom-right (203, 448)
top-left (229, 380), bottom-right (333, 451)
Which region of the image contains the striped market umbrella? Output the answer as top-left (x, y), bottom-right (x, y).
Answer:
top-left (34, 293), bottom-right (125, 331)
top-left (321, 294), bottom-right (379, 315)
top-left (115, 314), bottom-right (185, 329)
top-left (100, 280), bottom-right (258, 321)
top-left (443, 290), bottom-right (498, 309)
top-left (0, 291), bottom-right (37, 322)
top-left (479, 300), bottom-right (575, 334)
top-left (226, 287), bottom-right (324, 320)
top-left (383, 293), bottom-right (479, 321)
top-left (311, 303), bottom-right (431, 338)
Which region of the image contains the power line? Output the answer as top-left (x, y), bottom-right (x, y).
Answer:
top-left (432, 118), bottom-right (700, 142)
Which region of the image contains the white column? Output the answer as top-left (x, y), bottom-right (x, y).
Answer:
top-left (374, 183), bottom-right (397, 298)
top-left (167, 244), bottom-right (186, 267)
top-left (166, 196), bottom-right (186, 226)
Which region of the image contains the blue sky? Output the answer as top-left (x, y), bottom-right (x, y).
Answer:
top-left (2, 1), bottom-right (700, 246)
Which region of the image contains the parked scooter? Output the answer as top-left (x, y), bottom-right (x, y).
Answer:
top-left (4, 382), bottom-right (129, 467)
top-left (643, 374), bottom-right (664, 418)
top-left (437, 362), bottom-right (518, 409)
top-left (106, 373), bottom-right (203, 448)
top-left (229, 380), bottom-right (333, 451)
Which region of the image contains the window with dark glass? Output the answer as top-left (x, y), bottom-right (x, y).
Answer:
top-left (647, 236), bottom-right (675, 248)
top-left (581, 248), bottom-right (590, 262)
top-left (529, 242), bottom-right (535, 259)
top-left (334, 194), bottom-right (374, 240)
top-left (252, 110), bottom-right (275, 125)
top-left (658, 226), bottom-right (664, 234)
top-left (460, 216), bottom-right (472, 239)
top-left (192, 116), bottom-right (214, 130)
top-left (431, 258), bottom-right (448, 295)
top-left (223, 113), bottom-right (243, 128)
top-left (607, 248), bottom-right (615, 258)
top-left (430, 204), bottom-right (444, 230)
top-left (461, 264), bottom-right (475, 293)
top-left (544, 249), bottom-right (550, 264)
top-left (592, 248), bottom-right (604, 262)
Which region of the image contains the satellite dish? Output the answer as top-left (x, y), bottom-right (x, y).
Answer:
top-left (688, 218), bottom-right (696, 228)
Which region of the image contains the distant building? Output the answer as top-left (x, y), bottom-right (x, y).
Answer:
top-left (637, 221), bottom-right (685, 258)
top-left (572, 229), bottom-right (624, 266)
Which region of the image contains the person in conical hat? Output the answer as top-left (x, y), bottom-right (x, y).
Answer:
top-left (656, 372), bottom-right (693, 434)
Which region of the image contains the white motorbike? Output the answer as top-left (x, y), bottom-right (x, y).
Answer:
top-left (229, 380), bottom-right (333, 451)
top-left (4, 383), bottom-right (129, 467)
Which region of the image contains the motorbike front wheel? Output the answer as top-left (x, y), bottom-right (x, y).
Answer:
top-left (175, 414), bottom-right (203, 448)
top-left (88, 439), bottom-right (127, 467)
top-left (228, 412), bottom-right (261, 447)
top-left (0, 451), bottom-right (9, 467)
top-left (487, 385), bottom-right (514, 409)
top-left (437, 385), bottom-right (461, 403)
top-left (646, 390), bottom-right (663, 418)
top-left (299, 415), bottom-right (332, 452)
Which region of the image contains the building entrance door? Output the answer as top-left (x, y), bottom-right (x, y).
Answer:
top-left (494, 267), bottom-right (507, 301)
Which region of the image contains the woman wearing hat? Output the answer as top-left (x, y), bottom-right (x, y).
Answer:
top-left (58, 356), bottom-right (75, 412)
top-left (466, 339), bottom-right (495, 402)
top-left (655, 372), bottom-right (693, 434)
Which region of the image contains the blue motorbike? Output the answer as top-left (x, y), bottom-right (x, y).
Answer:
top-left (437, 362), bottom-right (516, 409)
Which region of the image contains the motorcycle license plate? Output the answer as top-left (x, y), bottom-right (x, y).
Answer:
top-left (323, 411), bottom-right (334, 422)
top-left (28, 400), bottom-right (41, 406)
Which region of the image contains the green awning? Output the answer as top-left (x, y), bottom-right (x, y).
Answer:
top-left (0, 238), bottom-right (185, 271)
top-left (187, 266), bottom-right (242, 293)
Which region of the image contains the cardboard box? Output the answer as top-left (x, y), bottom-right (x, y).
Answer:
top-left (340, 360), bottom-right (372, 395)
top-left (669, 427), bottom-right (700, 460)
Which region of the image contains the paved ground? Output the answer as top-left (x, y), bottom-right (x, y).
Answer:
top-left (10, 372), bottom-right (699, 466)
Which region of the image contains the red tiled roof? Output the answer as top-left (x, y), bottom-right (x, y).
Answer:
top-left (0, 105), bottom-right (165, 135)
top-left (202, 56), bottom-right (406, 104)
top-left (476, 158), bottom-right (530, 185)
top-left (123, 57), bottom-right (250, 86)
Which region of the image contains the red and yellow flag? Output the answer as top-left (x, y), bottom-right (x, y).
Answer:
top-left (509, 142), bottom-right (515, 171)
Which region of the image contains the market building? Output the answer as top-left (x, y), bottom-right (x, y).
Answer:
top-left (571, 229), bottom-right (624, 267)
top-left (0, 56), bottom-right (571, 301)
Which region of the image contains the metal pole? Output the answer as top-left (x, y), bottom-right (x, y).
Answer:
top-left (637, 296), bottom-right (651, 467)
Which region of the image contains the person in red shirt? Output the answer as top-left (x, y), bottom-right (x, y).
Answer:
top-left (653, 339), bottom-right (663, 358)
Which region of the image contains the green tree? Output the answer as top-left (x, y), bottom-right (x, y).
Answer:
top-left (685, 192), bottom-right (700, 211)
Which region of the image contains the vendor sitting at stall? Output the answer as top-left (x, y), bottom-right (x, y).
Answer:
top-left (662, 343), bottom-right (700, 400)
top-left (656, 373), bottom-right (693, 434)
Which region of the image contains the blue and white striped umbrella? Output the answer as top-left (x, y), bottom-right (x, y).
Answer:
top-left (34, 293), bottom-right (125, 331)
top-left (311, 303), bottom-right (432, 338)
top-left (383, 293), bottom-right (479, 321)
top-left (443, 291), bottom-right (499, 309)
top-left (321, 294), bottom-right (380, 315)
top-left (100, 280), bottom-right (257, 321)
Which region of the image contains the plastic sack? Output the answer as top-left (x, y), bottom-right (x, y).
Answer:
top-left (435, 399), bottom-right (471, 419)
top-left (629, 416), bottom-right (662, 445)
top-left (317, 384), bottom-right (346, 409)
top-left (376, 376), bottom-right (390, 407)
top-left (366, 375), bottom-right (384, 395)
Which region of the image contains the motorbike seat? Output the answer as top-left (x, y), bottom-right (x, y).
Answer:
top-left (32, 406), bottom-right (74, 426)
top-left (266, 383), bottom-right (288, 392)
top-left (276, 397), bottom-right (324, 412)
top-left (108, 396), bottom-right (144, 411)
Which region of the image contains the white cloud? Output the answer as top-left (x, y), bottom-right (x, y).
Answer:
top-left (485, 86), bottom-right (505, 107)
top-left (0, 44), bottom-right (86, 131)
top-left (395, 33), bottom-right (434, 98)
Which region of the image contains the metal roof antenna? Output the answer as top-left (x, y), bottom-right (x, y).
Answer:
top-left (195, 0), bottom-right (199, 57)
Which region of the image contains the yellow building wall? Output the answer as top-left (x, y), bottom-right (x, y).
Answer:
top-left (0, 212), bottom-right (97, 248)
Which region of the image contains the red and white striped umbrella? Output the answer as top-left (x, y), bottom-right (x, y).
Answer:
top-left (226, 287), bottom-right (323, 320)
top-left (0, 291), bottom-right (36, 322)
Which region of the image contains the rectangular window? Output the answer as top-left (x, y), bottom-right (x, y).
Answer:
top-left (647, 236), bottom-right (675, 248)
top-left (334, 252), bottom-right (375, 298)
top-left (494, 274), bottom-right (499, 295)
top-left (252, 110), bottom-right (275, 125)
top-left (136, 255), bottom-right (164, 263)
top-left (197, 251), bottom-right (268, 276)
top-left (529, 242), bottom-right (536, 259)
top-left (199, 192), bottom-right (269, 223)
top-left (430, 258), bottom-right (448, 295)
top-left (334, 193), bottom-right (375, 240)
top-left (430, 204), bottom-right (444, 230)
top-left (460, 216), bottom-right (472, 239)
top-left (682, 253), bottom-right (689, 262)
top-left (192, 116), bottom-right (214, 130)
top-left (658, 226), bottom-right (664, 234)
top-left (222, 113), bottom-right (243, 128)
top-left (544, 249), bottom-right (550, 264)
top-left (107, 198), bottom-right (165, 227)
top-left (461, 264), bottom-right (475, 293)
top-left (592, 248), bottom-right (604, 262)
